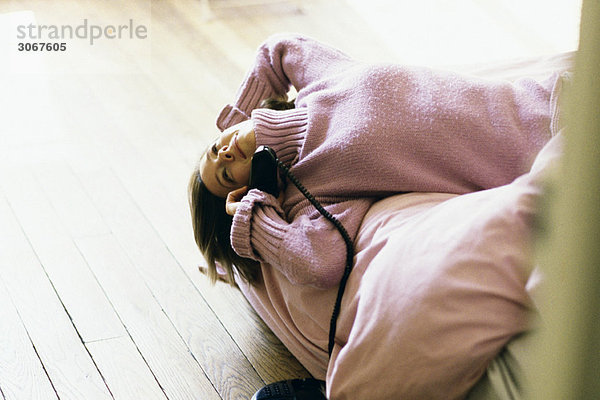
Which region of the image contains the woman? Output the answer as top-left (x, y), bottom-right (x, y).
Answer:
top-left (189, 33), bottom-right (562, 289)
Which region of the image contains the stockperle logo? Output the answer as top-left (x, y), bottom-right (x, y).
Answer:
top-left (16, 18), bottom-right (148, 45)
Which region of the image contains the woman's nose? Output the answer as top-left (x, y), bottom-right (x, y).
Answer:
top-left (218, 146), bottom-right (234, 161)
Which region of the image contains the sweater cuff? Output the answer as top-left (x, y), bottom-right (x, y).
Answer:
top-left (216, 105), bottom-right (249, 132)
top-left (230, 189), bottom-right (286, 262)
top-left (252, 107), bottom-right (308, 165)
top-left (216, 77), bottom-right (277, 131)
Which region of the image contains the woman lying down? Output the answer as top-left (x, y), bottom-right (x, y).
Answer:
top-left (188, 33), bottom-right (566, 399)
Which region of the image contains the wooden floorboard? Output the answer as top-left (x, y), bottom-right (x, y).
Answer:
top-left (0, 0), bottom-right (580, 398)
top-left (84, 336), bottom-right (167, 400)
top-left (0, 200), bottom-right (58, 400)
top-left (75, 232), bottom-right (222, 399)
top-left (0, 179), bottom-right (112, 399)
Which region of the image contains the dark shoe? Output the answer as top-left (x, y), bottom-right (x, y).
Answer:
top-left (251, 378), bottom-right (327, 400)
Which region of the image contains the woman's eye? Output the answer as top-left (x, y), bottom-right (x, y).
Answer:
top-left (223, 169), bottom-right (234, 183)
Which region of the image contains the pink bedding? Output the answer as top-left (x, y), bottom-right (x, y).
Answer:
top-left (325, 134), bottom-right (563, 399)
top-left (236, 55), bottom-right (572, 399)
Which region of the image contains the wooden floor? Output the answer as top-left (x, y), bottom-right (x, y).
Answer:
top-left (0, 1), bottom-right (580, 399)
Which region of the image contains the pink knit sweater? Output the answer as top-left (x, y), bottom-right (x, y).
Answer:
top-left (216, 34), bottom-right (559, 289)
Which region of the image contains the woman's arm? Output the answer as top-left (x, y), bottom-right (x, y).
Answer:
top-left (216, 33), bottom-right (356, 131)
top-left (230, 189), bottom-right (373, 289)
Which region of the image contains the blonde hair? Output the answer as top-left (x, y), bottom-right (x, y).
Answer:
top-left (187, 167), bottom-right (259, 285)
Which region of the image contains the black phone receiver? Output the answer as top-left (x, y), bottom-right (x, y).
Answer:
top-left (248, 145), bottom-right (280, 197)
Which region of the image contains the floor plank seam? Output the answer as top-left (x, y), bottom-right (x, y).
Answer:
top-left (83, 335), bottom-right (127, 345)
top-left (37, 246), bottom-right (116, 399)
top-left (71, 236), bottom-right (171, 399)
top-left (75, 164), bottom-right (256, 397)
top-left (167, 251), bottom-right (272, 386)
top-left (18, 307), bottom-right (60, 400)
top-left (0, 275), bottom-right (60, 400)
top-left (153, 299), bottom-right (224, 398)
top-left (0, 197), bottom-right (64, 399)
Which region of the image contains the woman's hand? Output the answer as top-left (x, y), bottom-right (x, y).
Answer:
top-left (225, 185), bottom-right (286, 216)
top-left (225, 186), bottom-right (248, 216)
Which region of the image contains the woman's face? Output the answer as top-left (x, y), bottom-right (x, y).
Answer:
top-left (200, 120), bottom-right (257, 198)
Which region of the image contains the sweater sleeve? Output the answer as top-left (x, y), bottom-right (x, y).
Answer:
top-left (230, 189), bottom-right (374, 289)
top-left (216, 33), bottom-right (355, 131)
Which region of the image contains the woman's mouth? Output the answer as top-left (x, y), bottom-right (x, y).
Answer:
top-left (234, 135), bottom-right (247, 159)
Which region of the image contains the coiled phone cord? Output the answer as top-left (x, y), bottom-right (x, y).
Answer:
top-left (274, 159), bottom-right (354, 357)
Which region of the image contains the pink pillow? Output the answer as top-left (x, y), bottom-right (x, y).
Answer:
top-left (325, 135), bottom-right (562, 399)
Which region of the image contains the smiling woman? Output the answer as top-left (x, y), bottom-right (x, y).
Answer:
top-left (200, 119), bottom-right (256, 199)
top-left (188, 33), bottom-right (566, 293)
top-left (188, 95), bottom-right (297, 285)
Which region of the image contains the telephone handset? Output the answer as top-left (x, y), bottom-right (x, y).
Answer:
top-left (247, 145), bottom-right (353, 358)
top-left (248, 145), bottom-right (280, 197)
